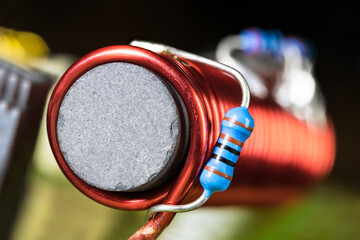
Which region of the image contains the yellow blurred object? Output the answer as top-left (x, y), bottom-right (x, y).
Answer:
top-left (0, 26), bottom-right (49, 67)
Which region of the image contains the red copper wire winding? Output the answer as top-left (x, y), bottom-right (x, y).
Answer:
top-left (46, 46), bottom-right (335, 239)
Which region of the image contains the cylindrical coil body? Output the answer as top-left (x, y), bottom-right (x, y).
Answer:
top-left (47, 45), bottom-right (336, 211)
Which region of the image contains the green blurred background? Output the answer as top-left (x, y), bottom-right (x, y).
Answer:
top-left (1, 0), bottom-right (360, 239)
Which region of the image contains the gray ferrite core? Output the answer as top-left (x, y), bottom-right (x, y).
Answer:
top-left (57, 62), bottom-right (189, 192)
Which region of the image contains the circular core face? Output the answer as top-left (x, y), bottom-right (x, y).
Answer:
top-left (57, 62), bottom-right (185, 192)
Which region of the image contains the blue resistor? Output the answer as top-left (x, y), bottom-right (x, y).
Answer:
top-left (239, 27), bottom-right (264, 54)
top-left (239, 27), bottom-right (314, 60)
top-left (239, 27), bottom-right (284, 56)
top-left (200, 106), bottom-right (254, 198)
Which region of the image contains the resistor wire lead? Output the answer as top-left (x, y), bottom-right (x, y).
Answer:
top-left (131, 41), bottom-right (255, 222)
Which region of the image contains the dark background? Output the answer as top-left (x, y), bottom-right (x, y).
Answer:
top-left (1, 1), bottom-right (360, 239)
top-left (1, 0), bottom-right (359, 184)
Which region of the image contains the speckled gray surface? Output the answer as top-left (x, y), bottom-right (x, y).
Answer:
top-left (57, 62), bottom-right (181, 191)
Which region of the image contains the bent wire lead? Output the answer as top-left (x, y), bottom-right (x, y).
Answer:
top-left (133, 41), bottom-right (255, 222)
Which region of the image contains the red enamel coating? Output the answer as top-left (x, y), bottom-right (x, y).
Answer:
top-left (47, 45), bottom-right (336, 239)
